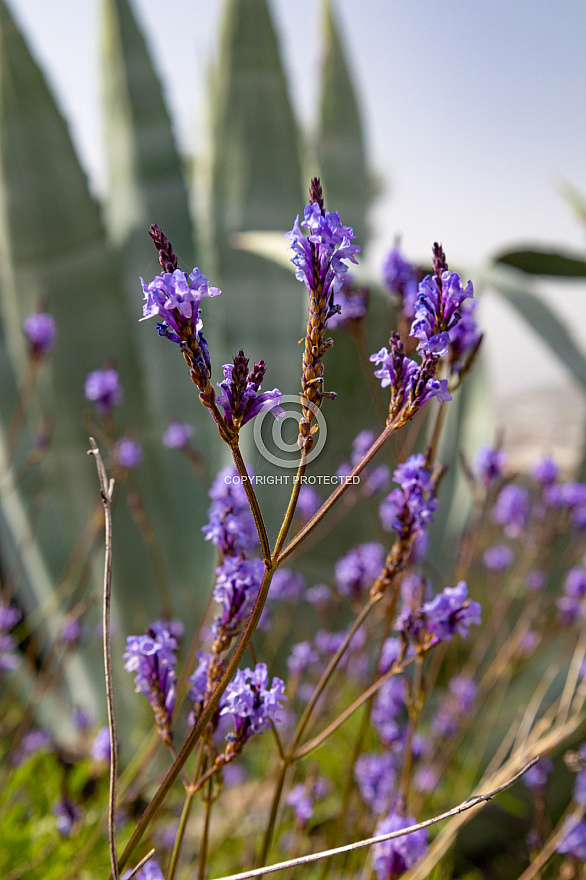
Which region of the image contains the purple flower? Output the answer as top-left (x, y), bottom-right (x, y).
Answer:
top-left (22, 312), bottom-right (56, 357)
top-left (492, 484), bottom-right (530, 537)
top-left (72, 707), bottom-right (92, 731)
top-left (140, 267), bottom-right (220, 344)
top-left (202, 466), bottom-right (256, 555)
top-left (483, 544), bottom-right (515, 572)
top-left (557, 817), bottom-right (586, 861)
top-left (335, 543), bottom-right (385, 598)
top-left (0, 603), bottom-right (21, 671)
top-left (220, 663), bottom-right (286, 741)
top-left (373, 811), bottom-right (428, 878)
top-left (305, 583), bottom-right (330, 606)
top-left (60, 616), bottom-right (82, 645)
top-left (474, 445), bottom-right (506, 490)
top-left (285, 784), bottom-right (314, 825)
top-left (163, 421), bottom-right (194, 449)
top-left (378, 638), bottom-right (402, 674)
top-left (188, 652), bottom-right (213, 705)
top-left (372, 677), bottom-right (407, 745)
top-left (328, 279), bottom-right (369, 329)
top-left (410, 269), bottom-right (474, 356)
top-left (296, 486), bottom-right (321, 521)
top-left (532, 457), bottom-right (559, 484)
top-left (287, 641), bottom-right (319, 675)
top-left (122, 860), bottom-right (164, 880)
top-left (432, 677), bottom-right (477, 737)
top-left (379, 454), bottom-right (438, 536)
top-left (12, 728), bottom-right (53, 765)
top-left (216, 351), bottom-right (284, 430)
top-left (53, 799), bottom-right (78, 837)
top-left (448, 299), bottom-right (482, 372)
top-left (213, 557), bottom-right (264, 633)
top-left (354, 752), bottom-right (397, 814)
top-left (91, 727), bottom-right (111, 763)
top-left (269, 569), bottom-right (305, 602)
top-left (286, 202), bottom-right (360, 310)
top-left (526, 570), bottom-right (546, 591)
top-left (523, 758), bottom-right (552, 791)
top-left (370, 335), bottom-right (451, 416)
top-left (422, 582), bottom-right (481, 643)
top-left (383, 243), bottom-right (420, 319)
top-left (557, 568), bottom-right (586, 624)
top-left (115, 437), bottom-right (143, 469)
top-left (123, 620), bottom-right (181, 741)
top-left (84, 368), bottom-right (122, 415)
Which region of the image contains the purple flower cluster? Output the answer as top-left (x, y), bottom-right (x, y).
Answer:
top-left (285, 201), bottom-right (360, 310)
top-left (410, 270), bottom-right (474, 357)
top-left (285, 776), bottom-right (329, 826)
top-left (474, 444), bottom-right (506, 490)
top-left (84, 368), bottom-right (122, 415)
top-left (220, 663), bottom-right (286, 743)
top-left (373, 811), bottom-right (428, 879)
top-left (379, 454), bottom-right (438, 537)
top-left (22, 312), bottom-right (56, 358)
top-left (123, 619), bottom-right (183, 743)
top-left (432, 676), bottom-right (477, 737)
top-left (492, 484), bottom-right (530, 537)
top-left (202, 466), bottom-right (256, 555)
top-left (370, 333), bottom-right (451, 420)
top-left (213, 556), bottom-right (264, 636)
top-left (162, 420), bottom-right (194, 449)
top-left (557, 567), bottom-right (586, 624)
top-left (216, 350), bottom-right (284, 430)
top-left (383, 242), bottom-right (420, 320)
top-left (115, 437), bottom-right (143, 470)
top-left (122, 860), bottom-right (164, 880)
top-left (354, 752), bottom-right (397, 813)
top-left (91, 727), bottom-right (111, 763)
top-left (53, 799), bottom-right (79, 837)
top-left (188, 652), bottom-right (213, 705)
top-left (335, 543), bottom-right (385, 599)
top-left (372, 677), bottom-right (407, 745)
top-left (483, 544), bottom-right (515, 572)
top-left (557, 817), bottom-right (586, 861)
top-left (11, 728), bottom-right (53, 766)
top-left (328, 277), bottom-right (369, 329)
top-left (0, 603), bottom-right (22, 671)
top-left (423, 582), bottom-right (482, 643)
top-left (140, 267), bottom-right (220, 347)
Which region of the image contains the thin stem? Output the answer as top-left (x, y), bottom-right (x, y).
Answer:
top-left (257, 761), bottom-right (289, 867)
top-left (271, 455), bottom-right (307, 561)
top-left (198, 783), bottom-right (214, 880)
top-left (88, 438), bottom-right (119, 880)
top-left (229, 440), bottom-right (271, 563)
top-left (208, 761), bottom-right (538, 880)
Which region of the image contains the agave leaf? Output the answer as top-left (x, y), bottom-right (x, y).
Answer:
top-left (487, 267), bottom-right (586, 391)
top-left (101, 0), bottom-right (217, 609)
top-left (316, 0), bottom-right (370, 247)
top-left (493, 247), bottom-right (586, 277)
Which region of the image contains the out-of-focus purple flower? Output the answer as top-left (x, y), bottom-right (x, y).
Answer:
top-left (448, 299), bottom-right (482, 373)
top-left (115, 437), bottom-right (143, 469)
top-left (84, 368), bottom-right (122, 415)
top-left (216, 351), bottom-right (284, 430)
top-left (213, 557), bottom-right (264, 634)
top-left (286, 783), bottom-right (314, 825)
top-left (269, 569), bottom-right (305, 603)
top-left (328, 278), bottom-right (369, 329)
top-left (12, 728), bottom-right (53, 765)
top-left (532, 457), bottom-right (559, 484)
top-left (379, 638), bottom-right (402, 674)
top-left (383, 243), bottom-right (420, 320)
top-left (410, 264), bottom-right (474, 357)
top-left (287, 641), bottom-right (319, 676)
top-left (482, 544), bottom-right (515, 572)
top-left (54, 799), bottom-right (79, 837)
top-left (223, 762), bottom-right (247, 787)
top-left (379, 454), bottom-right (437, 536)
top-left (72, 707), bottom-right (92, 731)
top-left (163, 420), bottom-right (195, 449)
top-left (355, 752), bottom-right (397, 814)
top-left (372, 677), bottom-right (407, 745)
top-left (474, 445), bottom-right (506, 490)
top-left (23, 312), bottom-right (57, 358)
top-left (544, 482), bottom-right (586, 530)
top-left (422, 582), bottom-right (481, 643)
top-left (492, 485), bottom-right (530, 537)
top-left (526, 570), bottom-right (546, 591)
top-left (432, 677), bottom-right (477, 737)
top-left (413, 764), bottom-right (439, 794)
top-left (565, 568), bottom-right (586, 598)
top-left (188, 652), bottom-right (213, 705)
top-left (523, 758), bottom-right (553, 791)
top-left (60, 616), bottom-right (82, 645)
top-left (335, 543), bottom-right (384, 599)
top-left (122, 859), bottom-right (164, 880)
top-left (395, 574), bottom-right (431, 639)
top-left (202, 466), bottom-right (256, 555)
top-left (370, 334), bottom-right (451, 415)
top-left (305, 583), bottom-right (330, 606)
top-left (557, 817), bottom-right (586, 861)
top-left (373, 811), bottom-right (428, 878)
top-left (286, 202), bottom-right (360, 311)
top-left (296, 486), bottom-right (321, 521)
top-left (123, 620), bottom-right (181, 742)
top-left (557, 568), bottom-right (586, 625)
top-left (220, 663), bottom-right (286, 743)
top-left (91, 727), bottom-right (111, 763)
top-left (0, 603), bottom-right (21, 671)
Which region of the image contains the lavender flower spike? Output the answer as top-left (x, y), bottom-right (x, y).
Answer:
top-left (216, 350), bottom-right (284, 432)
top-left (23, 312), bottom-right (57, 358)
top-left (220, 663), bottom-right (286, 758)
top-left (410, 243), bottom-right (474, 356)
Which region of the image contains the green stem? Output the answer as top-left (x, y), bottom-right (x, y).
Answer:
top-left (271, 455), bottom-right (307, 561)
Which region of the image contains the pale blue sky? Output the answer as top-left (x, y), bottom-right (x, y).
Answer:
top-left (6, 0), bottom-right (586, 393)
